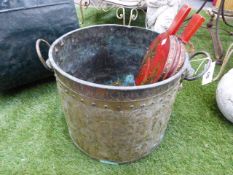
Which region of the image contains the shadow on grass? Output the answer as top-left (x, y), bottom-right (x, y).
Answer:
top-left (0, 77), bottom-right (55, 97)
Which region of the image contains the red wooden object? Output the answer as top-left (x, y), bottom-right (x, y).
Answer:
top-left (135, 4), bottom-right (191, 85)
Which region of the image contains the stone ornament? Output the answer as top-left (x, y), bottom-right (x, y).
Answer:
top-left (146, 0), bottom-right (182, 33)
top-left (216, 69), bottom-right (233, 123)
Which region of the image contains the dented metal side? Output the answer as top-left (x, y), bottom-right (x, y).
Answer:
top-left (48, 25), bottom-right (187, 163)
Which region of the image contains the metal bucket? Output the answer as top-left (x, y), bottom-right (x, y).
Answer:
top-left (36, 25), bottom-right (209, 164)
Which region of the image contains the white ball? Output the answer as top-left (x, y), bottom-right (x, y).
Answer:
top-left (216, 69), bottom-right (233, 123)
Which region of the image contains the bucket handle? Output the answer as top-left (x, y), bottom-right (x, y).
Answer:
top-left (36, 39), bottom-right (53, 71)
top-left (184, 51), bottom-right (212, 81)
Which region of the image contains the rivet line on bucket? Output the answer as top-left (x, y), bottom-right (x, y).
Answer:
top-left (56, 75), bottom-right (180, 102)
top-left (57, 81), bottom-right (180, 110)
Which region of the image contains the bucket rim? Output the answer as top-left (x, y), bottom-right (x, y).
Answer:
top-left (49, 24), bottom-right (188, 91)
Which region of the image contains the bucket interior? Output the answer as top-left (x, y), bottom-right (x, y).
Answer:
top-left (52, 25), bottom-right (158, 85)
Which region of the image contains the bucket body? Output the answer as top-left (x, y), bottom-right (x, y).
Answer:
top-left (48, 25), bottom-right (189, 164)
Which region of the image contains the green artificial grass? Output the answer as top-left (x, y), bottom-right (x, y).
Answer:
top-left (1, 8), bottom-right (233, 175)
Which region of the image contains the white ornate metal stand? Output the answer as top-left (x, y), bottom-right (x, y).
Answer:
top-left (76, 0), bottom-right (146, 26)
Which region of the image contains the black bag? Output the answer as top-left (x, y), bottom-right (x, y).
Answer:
top-left (0, 0), bottom-right (79, 90)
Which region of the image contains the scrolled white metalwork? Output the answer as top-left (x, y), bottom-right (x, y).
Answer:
top-left (78, 0), bottom-right (91, 24)
top-left (116, 7), bottom-right (126, 25)
top-left (76, 0), bottom-right (146, 26)
top-left (128, 8), bottom-right (138, 26)
top-left (80, 0), bottom-right (91, 7)
top-left (100, 1), bottom-right (116, 12)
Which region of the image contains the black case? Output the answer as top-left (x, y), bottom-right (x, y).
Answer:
top-left (0, 0), bottom-right (79, 90)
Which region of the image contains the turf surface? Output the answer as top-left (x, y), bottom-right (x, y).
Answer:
top-left (0, 8), bottom-right (233, 175)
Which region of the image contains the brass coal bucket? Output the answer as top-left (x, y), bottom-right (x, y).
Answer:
top-left (36, 25), bottom-right (209, 164)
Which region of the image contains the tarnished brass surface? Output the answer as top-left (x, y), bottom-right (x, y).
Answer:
top-left (47, 25), bottom-right (190, 163)
top-left (57, 76), bottom-right (180, 163)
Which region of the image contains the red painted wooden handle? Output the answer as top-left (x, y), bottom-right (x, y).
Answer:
top-left (135, 4), bottom-right (192, 85)
top-left (167, 4), bottom-right (191, 35)
top-left (180, 14), bottom-right (205, 44)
